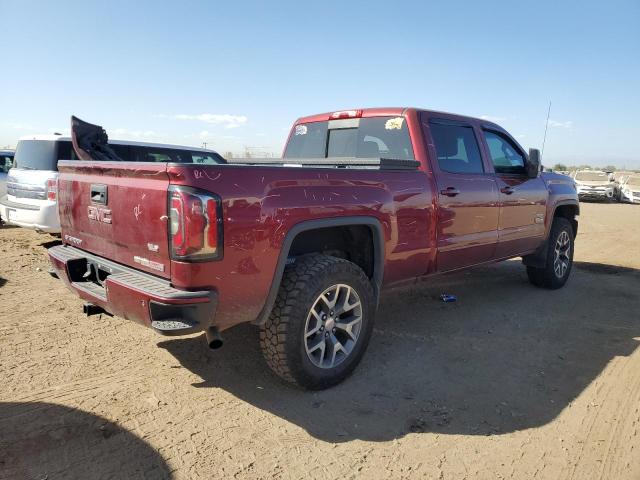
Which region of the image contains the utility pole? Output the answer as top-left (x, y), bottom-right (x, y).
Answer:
top-left (202, 142), bottom-right (208, 149)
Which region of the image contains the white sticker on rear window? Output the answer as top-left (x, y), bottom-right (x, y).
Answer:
top-left (385, 117), bottom-right (404, 130)
top-left (295, 125), bottom-right (308, 136)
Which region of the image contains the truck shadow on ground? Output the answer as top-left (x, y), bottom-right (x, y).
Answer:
top-left (160, 260), bottom-right (640, 443)
top-left (0, 402), bottom-right (171, 479)
top-left (39, 238), bottom-right (62, 249)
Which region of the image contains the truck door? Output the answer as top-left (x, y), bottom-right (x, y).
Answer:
top-left (424, 118), bottom-right (500, 271)
top-left (480, 129), bottom-right (547, 257)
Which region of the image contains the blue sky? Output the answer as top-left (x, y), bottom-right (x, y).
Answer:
top-left (1, 0), bottom-right (639, 167)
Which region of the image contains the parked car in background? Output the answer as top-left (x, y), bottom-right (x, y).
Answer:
top-left (618, 174), bottom-right (640, 204)
top-left (611, 171), bottom-right (631, 182)
top-left (0, 149), bottom-right (15, 202)
top-left (572, 170), bottom-right (615, 201)
top-left (0, 135), bottom-right (225, 233)
top-left (611, 171), bottom-right (634, 201)
top-left (49, 111), bottom-right (579, 389)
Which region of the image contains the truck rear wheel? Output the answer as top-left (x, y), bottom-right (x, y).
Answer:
top-left (526, 217), bottom-right (574, 289)
top-left (259, 254), bottom-right (375, 390)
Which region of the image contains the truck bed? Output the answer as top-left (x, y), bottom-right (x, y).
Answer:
top-left (56, 158), bottom-right (433, 330)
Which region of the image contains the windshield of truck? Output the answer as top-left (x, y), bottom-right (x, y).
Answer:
top-left (574, 171), bottom-right (609, 182)
top-left (626, 176), bottom-right (640, 188)
top-left (284, 116), bottom-right (414, 160)
top-left (13, 140), bottom-right (72, 171)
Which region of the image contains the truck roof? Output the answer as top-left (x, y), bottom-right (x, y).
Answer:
top-left (294, 107), bottom-right (503, 129)
top-left (16, 134), bottom-right (220, 153)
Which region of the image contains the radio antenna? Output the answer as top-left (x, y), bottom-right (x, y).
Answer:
top-left (541, 101), bottom-right (551, 158)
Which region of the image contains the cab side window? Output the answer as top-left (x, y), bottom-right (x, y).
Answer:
top-left (483, 131), bottom-right (526, 175)
top-left (430, 122), bottom-right (484, 174)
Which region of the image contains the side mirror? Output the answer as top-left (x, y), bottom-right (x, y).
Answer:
top-left (527, 148), bottom-right (541, 178)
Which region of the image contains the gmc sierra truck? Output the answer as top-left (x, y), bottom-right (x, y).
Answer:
top-left (49, 109), bottom-right (579, 389)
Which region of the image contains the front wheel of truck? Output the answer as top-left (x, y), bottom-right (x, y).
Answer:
top-left (259, 254), bottom-right (375, 390)
top-left (526, 217), bottom-right (574, 289)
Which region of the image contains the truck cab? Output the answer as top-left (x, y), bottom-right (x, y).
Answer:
top-left (419, 111), bottom-right (549, 268)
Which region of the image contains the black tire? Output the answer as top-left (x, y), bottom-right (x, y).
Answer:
top-left (526, 217), bottom-right (574, 289)
top-left (259, 254), bottom-right (375, 390)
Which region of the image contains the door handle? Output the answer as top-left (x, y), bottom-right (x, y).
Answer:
top-left (500, 186), bottom-right (515, 195)
top-left (440, 187), bottom-right (460, 197)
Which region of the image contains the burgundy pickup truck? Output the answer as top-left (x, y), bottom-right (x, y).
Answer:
top-left (49, 109), bottom-right (579, 389)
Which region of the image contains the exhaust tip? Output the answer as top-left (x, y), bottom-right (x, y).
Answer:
top-left (205, 327), bottom-right (223, 349)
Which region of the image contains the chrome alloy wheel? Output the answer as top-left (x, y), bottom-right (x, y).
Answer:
top-left (553, 230), bottom-right (571, 279)
top-left (304, 284), bottom-right (363, 369)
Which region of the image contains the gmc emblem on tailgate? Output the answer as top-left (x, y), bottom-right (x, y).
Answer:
top-left (88, 206), bottom-right (112, 224)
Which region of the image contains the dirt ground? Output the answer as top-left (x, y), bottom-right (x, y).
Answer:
top-left (1, 202), bottom-right (639, 480)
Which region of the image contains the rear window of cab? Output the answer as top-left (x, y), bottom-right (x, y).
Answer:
top-left (284, 116), bottom-right (414, 160)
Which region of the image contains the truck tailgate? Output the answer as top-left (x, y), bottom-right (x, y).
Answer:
top-left (57, 160), bottom-right (171, 279)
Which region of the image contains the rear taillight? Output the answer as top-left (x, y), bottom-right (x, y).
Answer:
top-left (168, 186), bottom-right (222, 261)
top-left (206, 199), bottom-right (218, 250)
top-left (47, 179), bottom-right (57, 201)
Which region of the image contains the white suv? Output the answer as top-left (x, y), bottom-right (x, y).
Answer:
top-left (572, 170), bottom-right (615, 201)
top-left (0, 135), bottom-right (224, 233)
top-left (0, 150), bottom-right (15, 201)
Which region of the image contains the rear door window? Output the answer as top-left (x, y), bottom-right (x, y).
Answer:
top-left (429, 123), bottom-right (484, 174)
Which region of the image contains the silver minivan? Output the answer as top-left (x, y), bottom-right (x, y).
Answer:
top-left (0, 135), bottom-right (224, 233)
